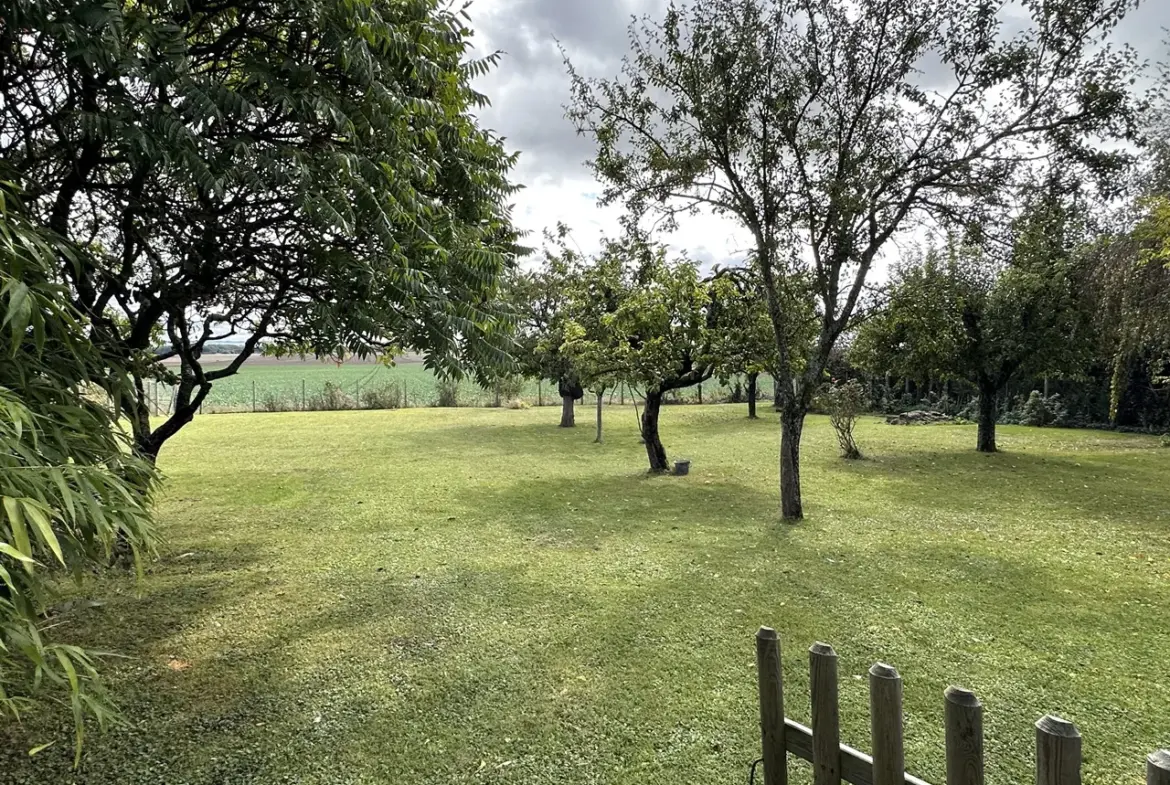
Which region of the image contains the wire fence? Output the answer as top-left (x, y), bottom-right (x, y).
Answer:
top-left (143, 375), bottom-right (783, 416)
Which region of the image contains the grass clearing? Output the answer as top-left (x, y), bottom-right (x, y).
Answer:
top-left (2, 406), bottom-right (1167, 784)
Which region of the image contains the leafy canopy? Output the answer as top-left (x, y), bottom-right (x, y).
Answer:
top-left (561, 237), bottom-right (744, 396)
top-left (0, 0), bottom-right (522, 457)
top-left (853, 193), bottom-right (1093, 393)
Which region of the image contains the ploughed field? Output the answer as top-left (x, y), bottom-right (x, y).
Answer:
top-left (3, 405), bottom-right (1167, 785)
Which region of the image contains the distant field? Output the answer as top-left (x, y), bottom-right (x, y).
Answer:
top-left (153, 357), bottom-right (779, 412)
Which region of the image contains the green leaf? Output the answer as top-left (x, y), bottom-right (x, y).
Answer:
top-left (22, 500), bottom-right (63, 565)
top-left (3, 497), bottom-right (32, 570)
top-left (0, 544), bottom-right (34, 565)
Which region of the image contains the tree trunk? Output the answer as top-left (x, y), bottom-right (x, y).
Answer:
top-left (641, 390), bottom-right (669, 472)
top-left (774, 386), bottom-right (782, 412)
top-left (780, 405), bottom-right (806, 520)
top-left (594, 389), bottom-right (604, 443)
top-left (558, 377), bottom-right (583, 427)
top-left (560, 396), bottom-right (575, 427)
top-left (977, 384), bottom-right (998, 453)
top-left (747, 372), bottom-right (759, 419)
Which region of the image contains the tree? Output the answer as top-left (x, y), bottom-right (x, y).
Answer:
top-left (1, 0), bottom-right (521, 460)
top-left (506, 227), bottom-right (586, 428)
top-left (854, 196), bottom-right (1092, 452)
top-left (563, 236), bottom-right (738, 472)
top-left (709, 266), bottom-right (777, 419)
top-left (1, 179), bottom-right (156, 761)
top-left (566, 0), bottom-right (1142, 518)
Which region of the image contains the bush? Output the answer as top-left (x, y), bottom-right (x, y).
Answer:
top-left (488, 375), bottom-right (526, 406)
top-left (359, 381), bottom-right (403, 410)
top-left (261, 392), bottom-right (293, 412)
top-left (309, 381), bottom-right (354, 411)
top-left (1019, 390), bottom-right (1068, 427)
top-left (434, 379), bottom-right (460, 407)
top-left (817, 379), bottom-right (866, 459)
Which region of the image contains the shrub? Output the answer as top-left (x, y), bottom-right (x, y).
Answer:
top-left (261, 392), bottom-right (293, 412)
top-left (817, 379), bottom-right (866, 459)
top-left (1019, 390), bottom-right (1068, 427)
top-left (435, 379), bottom-right (460, 407)
top-left (360, 381), bottom-right (403, 410)
top-left (494, 375), bottom-right (526, 402)
top-left (309, 381), bottom-right (353, 411)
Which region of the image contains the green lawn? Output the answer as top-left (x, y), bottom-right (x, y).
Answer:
top-left (2, 406), bottom-right (1168, 784)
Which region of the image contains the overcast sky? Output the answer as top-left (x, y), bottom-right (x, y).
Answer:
top-left (465, 0), bottom-right (1170, 270)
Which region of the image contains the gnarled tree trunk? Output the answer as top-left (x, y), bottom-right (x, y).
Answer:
top-left (558, 377), bottom-right (583, 428)
top-left (747, 371), bottom-right (759, 419)
top-left (641, 389), bottom-right (669, 472)
top-left (779, 404), bottom-right (806, 520)
top-left (560, 396), bottom-right (576, 428)
top-left (977, 383), bottom-right (998, 453)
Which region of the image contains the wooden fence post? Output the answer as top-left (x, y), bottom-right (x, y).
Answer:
top-left (944, 686), bottom-right (984, 785)
top-left (302, 379), bottom-right (306, 410)
top-left (869, 663), bottom-right (904, 785)
top-left (757, 627), bottom-right (787, 785)
top-left (1148, 750), bottom-right (1170, 785)
top-left (810, 643), bottom-right (840, 785)
top-left (1036, 715), bottom-right (1081, 785)
top-left (252, 379), bottom-right (256, 412)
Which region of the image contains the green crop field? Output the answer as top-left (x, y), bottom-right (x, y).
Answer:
top-left (3, 406), bottom-right (1167, 785)
top-left (158, 359), bottom-right (780, 412)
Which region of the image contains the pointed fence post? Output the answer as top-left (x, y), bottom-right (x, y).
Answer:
top-left (944, 686), bottom-right (984, 785)
top-left (869, 663), bottom-right (904, 785)
top-left (810, 643), bottom-right (840, 785)
top-left (757, 627), bottom-right (787, 785)
top-left (1036, 715), bottom-right (1081, 785)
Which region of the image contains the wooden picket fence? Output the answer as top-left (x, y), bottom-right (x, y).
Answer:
top-left (754, 627), bottom-right (1170, 785)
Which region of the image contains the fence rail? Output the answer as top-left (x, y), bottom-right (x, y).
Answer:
top-left (754, 626), bottom-right (1170, 785)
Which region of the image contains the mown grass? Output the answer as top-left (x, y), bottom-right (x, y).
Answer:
top-left (2, 406), bottom-right (1168, 785)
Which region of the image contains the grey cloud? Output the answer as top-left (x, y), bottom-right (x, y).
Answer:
top-left (469, 0), bottom-right (666, 184)
top-left (468, 0), bottom-right (1170, 221)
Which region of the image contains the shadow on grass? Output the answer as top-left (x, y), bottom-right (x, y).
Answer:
top-left (452, 470), bottom-right (785, 548)
top-left (816, 445), bottom-right (1170, 523)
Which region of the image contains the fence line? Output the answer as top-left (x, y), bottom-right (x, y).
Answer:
top-left (146, 376), bottom-right (780, 416)
top-left (755, 626), bottom-right (1170, 785)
